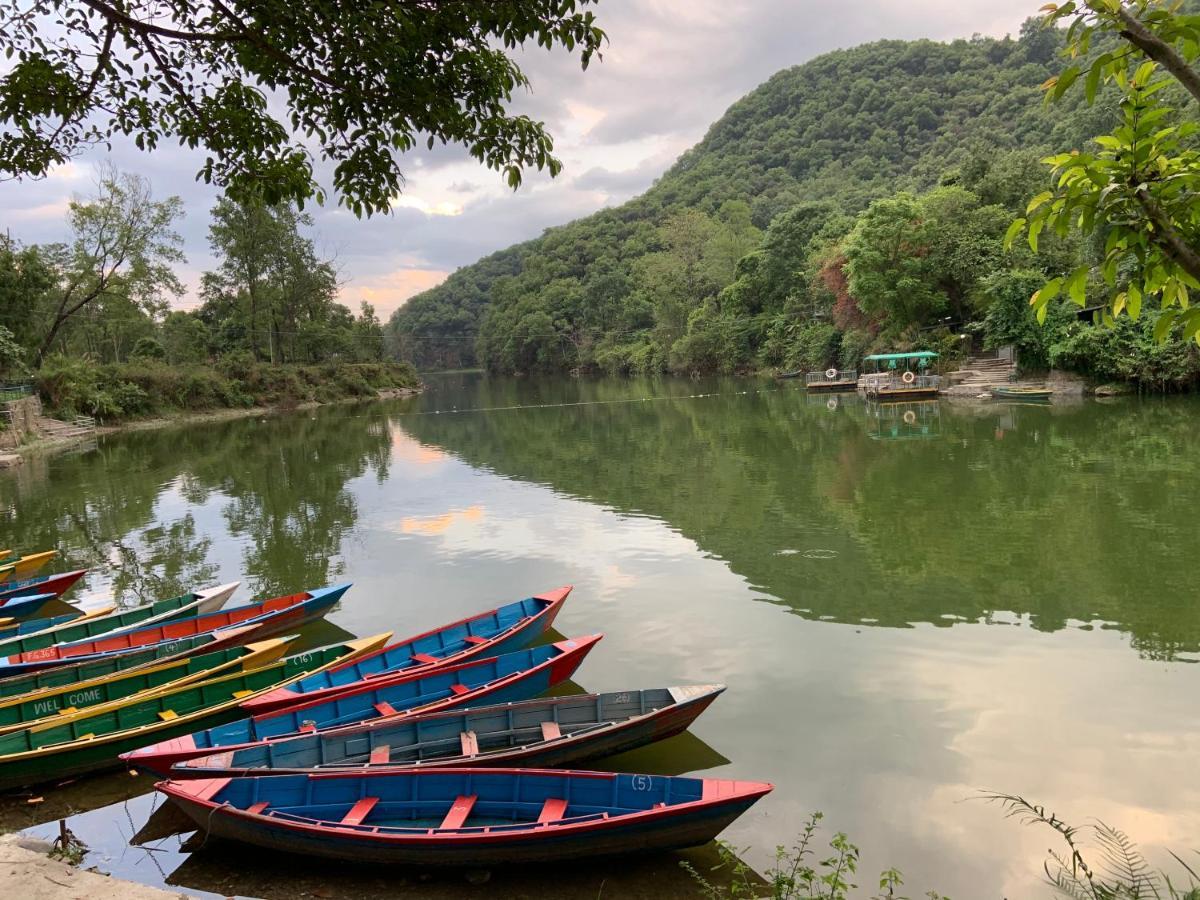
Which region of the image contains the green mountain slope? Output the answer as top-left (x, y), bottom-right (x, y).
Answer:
top-left (389, 25), bottom-right (1106, 374)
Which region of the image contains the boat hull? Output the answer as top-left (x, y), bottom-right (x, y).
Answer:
top-left (0, 570), bottom-right (86, 604)
top-left (160, 769), bottom-right (771, 866)
top-left (805, 381), bottom-right (858, 393)
top-left (173, 685), bottom-right (724, 778)
top-left (123, 636), bottom-right (602, 776)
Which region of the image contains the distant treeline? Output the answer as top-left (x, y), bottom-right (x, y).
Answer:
top-left (0, 168), bottom-right (418, 420)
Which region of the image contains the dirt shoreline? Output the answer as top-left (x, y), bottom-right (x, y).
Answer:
top-left (0, 835), bottom-right (190, 899)
top-left (11, 386), bottom-right (422, 458)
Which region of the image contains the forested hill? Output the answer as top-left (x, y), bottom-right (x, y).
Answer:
top-left (387, 24), bottom-right (1120, 378)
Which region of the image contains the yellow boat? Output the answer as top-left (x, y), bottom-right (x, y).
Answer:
top-left (0, 633), bottom-right (391, 790)
top-left (0, 551), bottom-right (59, 582)
top-left (0, 636), bottom-right (296, 735)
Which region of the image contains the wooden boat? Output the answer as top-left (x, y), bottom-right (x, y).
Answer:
top-left (0, 570), bottom-right (87, 604)
top-left (0, 605), bottom-right (112, 641)
top-left (0, 582), bottom-right (238, 659)
top-left (0, 624), bottom-right (265, 697)
top-left (0, 634), bottom-right (390, 791)
top-left (774, 370), bottom-right (804, 380)
top-left (0, 592), bottom-right (60, 622)
top-left (990, 386), bottom-right (1053, 401)
top-left (241, 586), bottom-right (572, 714)
top-left (0, 636), bottom-right (297, 735)
top-left (172, 685), bottom-right (725, 778)
top-left (0, 551), bottom-right (58, 581)
top-left (122, 635), bottom-right (603, 775)
top-left (0, 584), bottom-right (349, 674)
top-left (157, 768), bottom-right (773, 865)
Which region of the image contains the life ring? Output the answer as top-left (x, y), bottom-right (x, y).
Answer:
top-left (825, 367), bottom-right (838, 379)
top-left (903, 410), bottom-right (917, 425)
top-left (902, 370), bottom-right (916, 384)
top-left (826, 397), bottom-right (838, 411)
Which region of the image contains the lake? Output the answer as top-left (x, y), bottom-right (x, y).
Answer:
top-left (2, 374), bottom-right (1198, 898)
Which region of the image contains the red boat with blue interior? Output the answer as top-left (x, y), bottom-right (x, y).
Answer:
top-left (122, 635), bottom-right (602, 775)
top-left (241, 586), bottom-right (571, 714)
top-left (0, 584), bottom-right (350, 676)
top-left (157, 768), bottom-right (773, 865)
top-left (0, 570), bottom-right (86, 604)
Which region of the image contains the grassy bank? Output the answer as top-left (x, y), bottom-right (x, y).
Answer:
top-left (33, 354), bottom-right (421, 423)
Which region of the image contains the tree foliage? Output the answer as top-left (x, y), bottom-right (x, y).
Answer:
top-left (390, 28), bottom-right (1119, 377)
top-left (0, 0), bottom-right (605, 214)
top-left (1010, 1), bottom-right (1200, 345)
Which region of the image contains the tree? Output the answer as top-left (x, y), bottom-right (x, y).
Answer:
top-left (34, 167), bottom-right (183, 366)
top-left (0, 0), bottom-right (605, 215)
top-left (844, 193), bottom-right (947, 329)
top-left (1011, 1), bottom-right (1200, 343)
top-left (203, 197), bottom-right (338, 363)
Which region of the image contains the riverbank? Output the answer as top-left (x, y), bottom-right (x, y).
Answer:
top-left (0, 835), bottom-right (188, 900)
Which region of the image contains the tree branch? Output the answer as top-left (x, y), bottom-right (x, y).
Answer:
top-left (1115, 5), bottom-right (1200, 106)
top-left (1134, 185), bottom-right (1200, 285)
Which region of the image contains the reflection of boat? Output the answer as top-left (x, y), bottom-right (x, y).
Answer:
top-left (241, 586), bottom-right (572, 714)
top-left (860, 352), bottom-right (942, 400)
top-left (991, 386), bottom-right (1053, 401)
top-left (0, 635), bottom-right (388, 792)
top-left (123, 636), bottom-right (602, 775)
top-left (865, 400), bottom-right (941, 441)
top-left (173, 685), bottom-right (724, 777)
top-left (804, 368), bottom-right (858, 393)
top-left (158, 768), bottom-right (773, 865)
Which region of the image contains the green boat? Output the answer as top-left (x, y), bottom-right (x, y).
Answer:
top-left (0, 624), bottom-right (260, 701)
top-left (0, 637), bottom-right (294, 734)
top-left (0, 582), bottom-right (237, 659)
top-left (0, 633), bottom-right (388, 792)
top-left (990, 386), bottom-right (1053, 401)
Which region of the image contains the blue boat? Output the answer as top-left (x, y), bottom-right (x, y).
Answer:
top-left (172, 685), bottom-right (725, 778)
top-left (123, 635), bottom-right (602, 775)
top-left (0, 592), bottom-right (60, 622)
top-left (0, 607), bottom-right (90, 638)
top-left (158, 768), bottom-right (773, 865)
top-left (241, 586), bottom-right (572, 714)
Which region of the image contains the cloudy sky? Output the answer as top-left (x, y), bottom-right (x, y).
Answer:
top-left (2, 0), bottom-right (1037, 319)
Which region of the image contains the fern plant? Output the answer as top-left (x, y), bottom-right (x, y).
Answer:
top-left (985, 793), bottom-right (1200, 900)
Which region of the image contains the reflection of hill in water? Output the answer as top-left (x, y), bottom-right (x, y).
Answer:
top-left (401, 378), bottom-right (1200, 660)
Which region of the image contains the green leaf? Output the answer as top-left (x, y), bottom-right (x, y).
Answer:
top-left (1003, 218), bottom-right (1026, 250)
top-left (1026, 193), bottom-right (1052, 215)
top-left (1066, 266), bottom-right (1088, 306)
top-left (1028, 218), bottom-right (1045, 253)
top-left (1127, 282), bottom-right (1142, 320)
top-left (1153, 308), bottom-right (1177, 342)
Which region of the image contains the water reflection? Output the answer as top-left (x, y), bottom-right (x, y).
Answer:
top-left (400, 377), bottom-right (1200, 660)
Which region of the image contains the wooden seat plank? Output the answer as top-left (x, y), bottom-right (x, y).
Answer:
top-left (439, 795), bottom-right (477, 830)
top-left (410, 652), bottom-right (440, 665)
top-left (247, 801), bottom-right (270, 815)
top-left (449, 683), bottom-right (470, 696)
top-left (540, 721), bottom-right (562, 740)
top-left (537, 797), bottom-right (568, 824)
top-left (463, 635), bottom-right (489, 645)
top-left (341, 796), bottom-right (379, 827)
top-left (368, 744), bottom-right (390, 764)
top-left (373, 701), bottom-right (398, 716)
top-left (459, 731), bottom-right (479, 757)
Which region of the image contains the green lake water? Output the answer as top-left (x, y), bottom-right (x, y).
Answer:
top-left (2, 374), bottom-right (1198, 898)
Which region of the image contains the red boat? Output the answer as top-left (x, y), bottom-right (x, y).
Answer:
top-left (0, 570), bottom-right (86, 604)
top-left (157, 768), bottom-right (773, 865)
top-left (1, 585), bottom-right (348, 670)
top-left (241, 585), bottom-right (571, 714)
